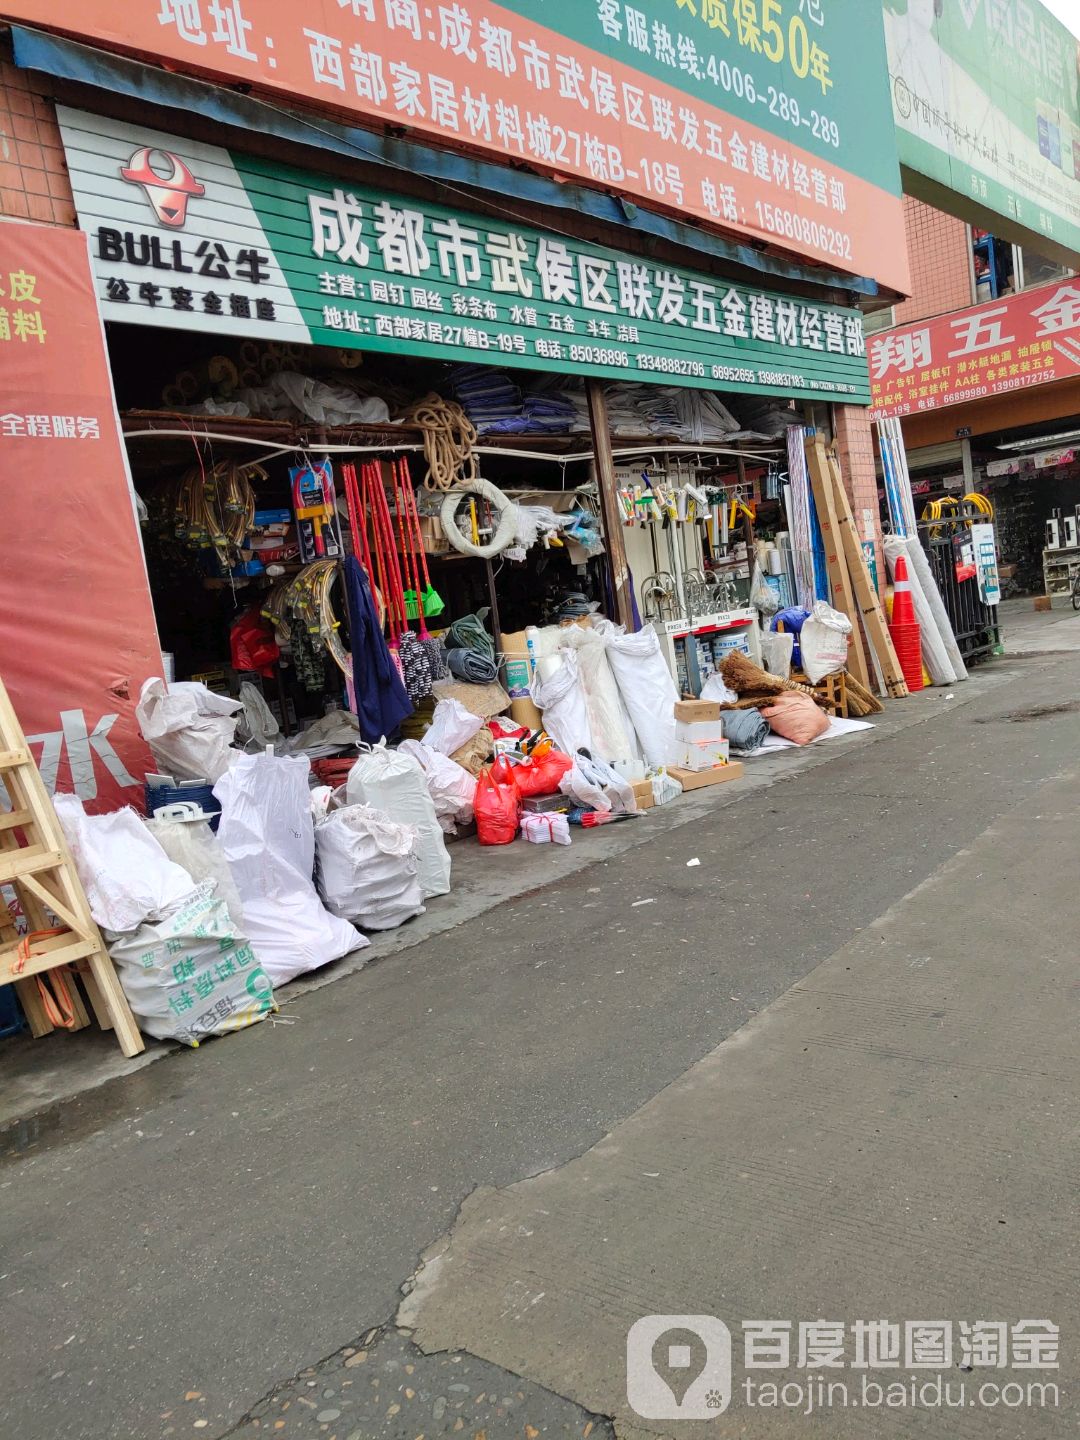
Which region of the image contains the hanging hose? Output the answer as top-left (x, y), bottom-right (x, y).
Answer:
top-left (964, 492), bottom-right (994, 518)
top-left (440, 479), bottom-right (519, 558)
top-left (174, 459), bottom-right (264, 563)
top-left (402, 393), bottom-right (479, 491)
top-left (264, 559), bottom-right (349, 672)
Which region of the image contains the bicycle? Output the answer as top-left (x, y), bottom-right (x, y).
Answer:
top-left (1072, 564), bottom-right (1080, 612)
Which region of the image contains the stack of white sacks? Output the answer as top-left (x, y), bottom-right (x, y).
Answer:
top-left (54, 679), bottom-right (471, 1048)
top-left (528, 616), bottom-right (683, 809)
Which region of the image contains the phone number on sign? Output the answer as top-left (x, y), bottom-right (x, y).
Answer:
top-left (754, 202), bottom-right (853, 261)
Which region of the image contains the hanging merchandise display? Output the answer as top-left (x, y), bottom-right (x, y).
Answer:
top-left (404, 395), bottom-right (480, 492)
top-left (441, 481), bottom-right (519, 560)
top-left (174, 459), bottom-right (264, 575)
top-left (342, 555), bottom-right (414, 741)
top-left (290, 458), bottom-right (342, 564)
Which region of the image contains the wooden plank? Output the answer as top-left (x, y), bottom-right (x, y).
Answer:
top-left (19, 872), bottom-right (88, 940)
top-left (804, 434), bottom-right (871, 690)
top-left (0, 748), bottom-right (30, 769)
top-left (586, 378), bottom-right (635, 632)
top-left (0, 935), bottom-right (100, 981)
top-left (84, 951), bottom-right (144, 1057)
top-left (0, 846), bottom-right (64, 881)
top-left (826, 449), bottom-right (909, 699)
top-left (14, 977), bottom-right (53, 1037)
top-left (0, 808), bottom-right (32, 832)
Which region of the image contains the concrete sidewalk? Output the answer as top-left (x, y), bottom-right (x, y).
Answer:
top-left (0, 663), bottom-right (1009, 1136)
top-left (1000, 593), bottom-right (1080, 654)
top-left (402, 764), bottom-right (1080, 1438)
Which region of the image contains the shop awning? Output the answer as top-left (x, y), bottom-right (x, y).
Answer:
top-left (12, 25), bottom-right (881, 302)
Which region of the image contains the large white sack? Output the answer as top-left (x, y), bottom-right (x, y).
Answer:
top-left (422, 698), bottom-right (484, 755)
top-left (345, 743), bottom-right (451, 897)
top-left (144, 816), bottom-right (246, 931)
top-left (107, 881), bottom-right (275, 1046)
top-left (214, 752), bottom-right (365, 985)
top-left (601, 625), bottom-right (679, 769)
top-left (398, 739), bottom-right (476, 833)
top-left (54, 794), bottom-right (195, 933)
top-left (560, 624), bottom-right (639, 764)
top-left (315, 804), bottom-right (425, 930)
top-left (883, 536), bottom-right (960, 686)
top-left (136, 677), bottom-right (240, 781)
top-left (799, 601), bottom-right (852, 684)
top-left (530, 649), bottom-right (593, 757)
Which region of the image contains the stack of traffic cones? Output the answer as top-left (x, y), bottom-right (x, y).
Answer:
top-left (888, 553), bottom-right (924, 693)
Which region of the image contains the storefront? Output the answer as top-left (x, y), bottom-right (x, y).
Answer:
top-left (869, 281), bottom-right (1080, 598)
top-left (0, 10), bottom-right (912, 1055)
top-left (24, 95), bottom-right (874, 794)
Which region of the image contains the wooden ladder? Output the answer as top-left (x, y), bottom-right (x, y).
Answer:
top-left (0, 673), bottom-right (144, 1057)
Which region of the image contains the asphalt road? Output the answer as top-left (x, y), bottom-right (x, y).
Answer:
top-left (1, 653), bottom-right (1078, 1440)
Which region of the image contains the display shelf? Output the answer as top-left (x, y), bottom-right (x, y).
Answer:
top-left (1042, 545), bottom-right (1080, 595)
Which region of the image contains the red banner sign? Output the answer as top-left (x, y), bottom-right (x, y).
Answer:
top-left (869, 279), bottom-right (1080, 421)
top-left (0, 222), bottom-right (162, 812)
top-left (0, 0), bottom-right (908, 292)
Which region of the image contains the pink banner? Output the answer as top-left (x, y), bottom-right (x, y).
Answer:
top-left (0, 222), bottom-right (162, 811)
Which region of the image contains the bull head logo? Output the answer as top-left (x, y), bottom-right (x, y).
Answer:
top-left (119, 146), bottom-right (206, 228)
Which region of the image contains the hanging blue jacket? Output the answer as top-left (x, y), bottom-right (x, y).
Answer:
top-left (343, 555), bottom-right (413, 741)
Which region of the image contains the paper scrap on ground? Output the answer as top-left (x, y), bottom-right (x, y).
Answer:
top-left (748, 716), bottom-right (874, 755)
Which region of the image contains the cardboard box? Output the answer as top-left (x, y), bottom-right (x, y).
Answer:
top-left (676, 719), bottom-right (725, 744)
top-left (417, 515), bottom-right (450, 553)
top-left (500, 629), bottom-right (544, 731)
top-left (631, 778), bottom-right (655, 811)
top-left (674, 699), bottom-right (721, 723)
top-left (669, 760), bottom-right (744, 792)
top-left (674, 738), bottom-right (731, 772)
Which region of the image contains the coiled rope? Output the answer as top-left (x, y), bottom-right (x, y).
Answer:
top-left (402, 393), bottom-right (479, 491)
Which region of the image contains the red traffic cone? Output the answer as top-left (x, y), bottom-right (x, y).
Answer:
top-left (888, 553), bottom-right (923, 693)
top-left (891, 553), bottom-right (917, 626)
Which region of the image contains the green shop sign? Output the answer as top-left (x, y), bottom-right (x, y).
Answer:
top-left (58, 106), bottom-right (871, 404)
top-left (884, 0), bottom-right (1080, 265)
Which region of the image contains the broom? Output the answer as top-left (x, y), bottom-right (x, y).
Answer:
top-left (395, 456), bottom-right (447, 681)
top-left (400, 455), bottom-right (446, 619)
top-left (373, 458), bottom-right (430, 702)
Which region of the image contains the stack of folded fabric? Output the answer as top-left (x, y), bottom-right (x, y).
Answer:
top-left (521, 389), bottom-right (577, 433)
top-left (448, 365), bottom-right (524, 433)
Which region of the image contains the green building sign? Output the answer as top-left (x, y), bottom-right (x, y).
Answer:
top-left (59, 106), bottom-right (871, 404)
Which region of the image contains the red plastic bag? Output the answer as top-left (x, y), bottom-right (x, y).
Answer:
top-left (230, 606), bottom-right (280, 677)
top-left (475, 757), bottom-right (521, 845)
top-left (511, 749), bottom-right (573, 798)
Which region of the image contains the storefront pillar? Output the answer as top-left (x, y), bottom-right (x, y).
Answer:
top-left (831, 402), bottom-right (885, 586)
top-left (586, 378), bottom-right (635, 632)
